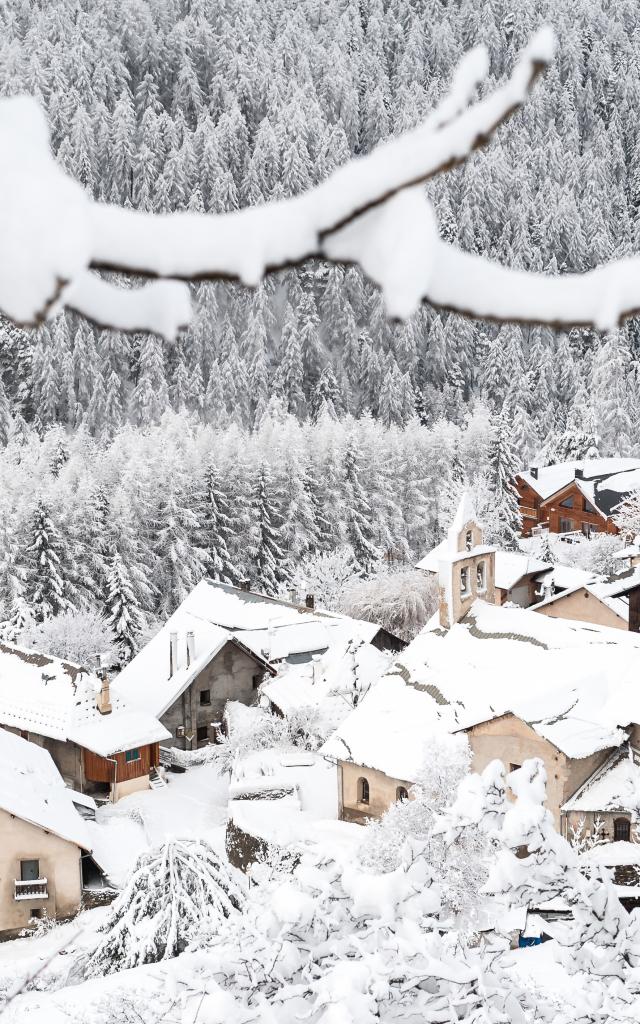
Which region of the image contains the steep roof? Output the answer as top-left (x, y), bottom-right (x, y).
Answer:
top-left (519, 459), bottom-right (640, 503)
top-left (322, 600), bottom-right (640, 781)
top-left (0, 728), bottom-right (91, 849)
top-left (114, 580), bottom-right (386, 718)
top-left (0, 641), bottom-right (169, 757)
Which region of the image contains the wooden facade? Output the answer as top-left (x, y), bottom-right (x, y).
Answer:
top-left (83, 743), bottom-right (159, 785)
top-left (515, 476), bottom-right (619, 538)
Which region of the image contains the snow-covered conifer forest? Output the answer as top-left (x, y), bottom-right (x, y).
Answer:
top-left (1, 0), bottom-right (638, 628)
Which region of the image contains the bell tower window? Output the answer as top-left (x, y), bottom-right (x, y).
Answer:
top-left (460, 566), bottom-right (470, 597)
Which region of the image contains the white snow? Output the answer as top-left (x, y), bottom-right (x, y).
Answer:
top-left (0, 728), bottom-right (90, 849)
top-left (520, 459), bottom-right (640, 501)
top-left (562, 747), bottom-right (640, 814)
top-left (582, 841), bottom-right (640, 867)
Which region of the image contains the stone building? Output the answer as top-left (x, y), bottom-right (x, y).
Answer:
top-left (0, 728), bottom-right (90, 935)
top-left (115, 579), bottom-right (404, 750)
top-left (323, 495), bottom-right (640, 835)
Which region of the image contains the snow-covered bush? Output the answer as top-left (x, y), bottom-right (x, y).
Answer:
top-left (361, 735), bottom-right (489, 918)
top-left (560, 533), bottom-right (625, 576)
top-left (85, 839), bottom-right (244, 975)
top-left (214, 706), bottom-right (290, 775)
top-left (340, 569), bottom-right (438, 641)
top-left (285, 546), bottom-right (360, 611)
top-left (18, 605), bottom-right (117, 666)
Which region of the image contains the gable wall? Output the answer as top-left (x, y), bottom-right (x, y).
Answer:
top-left (161, 643), bottom-right (266, 748)
top-left (0, 807), bottom-right (82, 934)
top-left (534, 588), bottom-right (625, 631)
top-left (540, 482), bottom-right (617, 536)
top-left (515, 476), bottom-right (541, 536)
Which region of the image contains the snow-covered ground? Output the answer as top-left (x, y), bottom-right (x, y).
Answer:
top-left (88, 762), bottom-right (230, 886)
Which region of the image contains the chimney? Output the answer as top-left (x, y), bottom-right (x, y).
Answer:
top-left (96, 665), bottom-right (112, 716)
top-left (169, 631), bottom-right (178, 677)
top-left (529, 466), bottom-right (538, 480)
top-left (186, 631), bottom-right (195, 667)
top-left (575, 467), bottom-right (584, 480)
top-left (305, 593), bottom-right (315, 610)
top-left (288, 587), bottom-right (297, 604)
top-left (239, 579), bottom-right (251, 592)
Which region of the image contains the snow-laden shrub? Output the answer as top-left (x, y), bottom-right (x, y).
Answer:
top-left (214, 706), bottom-right (290, 775)
top-left (560, 533), bottom-right (626, 576)
top-left (360, 735), bottom-right (489, 918)
top-left (340, 569), bottom-right (438, 641)
top-left (18, 605), bottom-right (117, 667)
top-left (283, 546), bottom-right (360, 611)
top-left (85, 839), bottom-right (244, 975)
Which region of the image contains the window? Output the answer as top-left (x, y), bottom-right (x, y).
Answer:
top-left (582, 523), bottom-right (598, 538)
top-left (199, 689), bottom-right (211, 706)
top-left (614, 818), bottom-right (631, 842)
top-left (476, 561), bottom-right (486, 592)
top-left (125, 748), bottom-right (140, 763)
top-left (252, 674), bottom-right (262, 690)
top-left (20, 860), bottom-right (40, 882)
top-left (560, 496), bottom-right (574, 508)
top-left (559, 517), bottom-right (574, 534)
top-left (357, 777), bottom-right (370, 805)
top-left (460, 566), bottom-right (470, 597)
top-left (509, 763), bottom-right (521, 774)
top-left (584, 499), bottom-right (596, 514)
top-left (465, 530), bottom-right (473, 551)
top-left (396, 786), bottom-right (409, 802)
top-left (197, 725), bottom-right (209, 743)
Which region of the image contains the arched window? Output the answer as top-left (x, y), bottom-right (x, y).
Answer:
top-left (460, 566), bottom-right (470, 597)
top-left (476, 561), bottom-right (486, 592)
top-left (396, 786), bottom-right (409, 802)
top-left (465, 530), bottom-right (473, 551)
top-left (357, 777), bottom-right (370, 805)
top-left (614, 817), bottom-right (631, 842)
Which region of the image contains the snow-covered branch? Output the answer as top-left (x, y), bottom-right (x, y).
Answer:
top-left (1, 29), bottom-right (554, 339)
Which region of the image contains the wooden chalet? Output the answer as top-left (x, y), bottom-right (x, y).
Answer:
top-left (515, 459), bottom-right (640, 538)
top-left (0, 641), bottom-right (170, 802)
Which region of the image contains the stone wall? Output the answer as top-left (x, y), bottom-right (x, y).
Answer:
top-left (535, 588), bottom-right (625, 631)
top-left (339, 761), bottom-right (412, 825)
top-left (161, 642), bottom-right (266, 749)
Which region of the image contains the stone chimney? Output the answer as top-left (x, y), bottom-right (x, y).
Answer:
top-left (186, 631), bottom-right (195, 667)
top-left (169, 631), bottom-right (178, 678)
top-left (96, 664), bottom-right (112, 716)
top-left (305, 593), bottom-right (315, 610)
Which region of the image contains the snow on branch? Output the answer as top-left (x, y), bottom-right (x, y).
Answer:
top-left (6, 25), bottom-right (639, 338)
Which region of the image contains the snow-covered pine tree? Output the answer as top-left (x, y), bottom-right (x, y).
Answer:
top-left (86, 839), bottom-right (244, 975)
top-left (23, 502), bottom-right (70, 621)
top-left (105, 552), bottom-right (145, 664)
top-left (488, 411), bottom-right (522, 550)
top-left (249, 463), bottom-right (288, 595)
top-left (200, 460), bottom-right (239, 584)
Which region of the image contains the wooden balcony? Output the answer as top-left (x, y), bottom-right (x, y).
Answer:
top-left (14, 878), bottom-right (48, 901)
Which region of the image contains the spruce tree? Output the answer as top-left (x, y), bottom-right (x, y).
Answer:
top-left (249, 464), bottom-right (287, 595)
top-left (105, 552), bottom-right (145, 664)
top-left (24, 502), bottom-right (70, 621)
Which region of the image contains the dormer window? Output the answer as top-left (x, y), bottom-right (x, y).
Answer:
top-left (465, 530), bottom-right (473, 551)
top-left (476, 561), bottom-right (486, 592)
top-left (460, 566), bottom-right (470, 597)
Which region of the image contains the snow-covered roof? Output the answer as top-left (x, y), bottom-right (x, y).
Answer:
top-left (534, 564), bottom-right (597, 592)
top-left (114, 580), bottom-right (388, 718)
top-left (416, 544), bottom-right (550, 592)
top-left (322, 600), bottom-right (640, 780)
top-left (520, 459), bottom-right (640, 503)
top-left (262, 638), bottom-right (391, 729)
top-left (562, 746), bottom-right (640, 814)
top-left (0, 728), bottom-right (91, 849)
top-left (0, 641), bottom-right (169, 757)
top-left (531, 567), bottom-right (640, 624)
